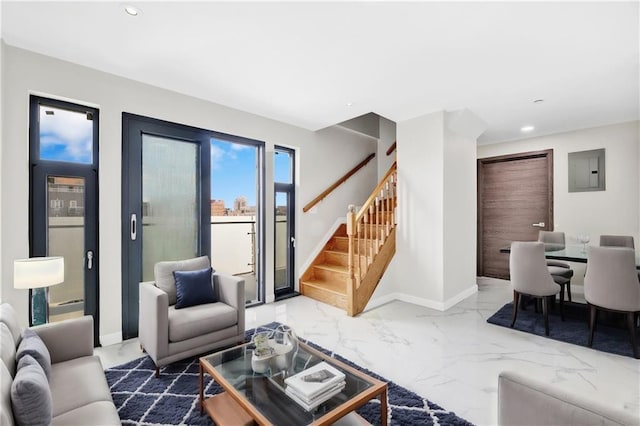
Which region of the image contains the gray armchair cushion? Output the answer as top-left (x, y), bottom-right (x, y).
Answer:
top-left (168, 302), bottom-right (238, 342)
top-left (16, 328), bottom-right (51, 380)
top-left (154, 256), bottom-right (210, 305)
top-left (0, 324), bottom-right (16, 377)
top-left (0, 304), bottom-right (22, 346)
top-left (11, 355), bottom-right (53, 426)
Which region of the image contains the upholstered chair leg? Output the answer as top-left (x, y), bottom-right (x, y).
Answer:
top-left (155, 366), bottom-right (160, 378)
top-left (566, 280), bottom-right (572, 302)
top-left (542, 296), bottom-right (550, 336)
top-left (559, 287), bottom-right (564, 322)
top-left (588, 305), bottom-right (597, 347)
top-left (510, 290), bottom-right (519, 328)
top-left (627, 312), bottom-right (639, 359)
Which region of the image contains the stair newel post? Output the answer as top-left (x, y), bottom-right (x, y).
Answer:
top-left (390, 170), bottom-right (396, 230)
top-left (375, 196), bottom-right (381, 255)
top-left (346, 205), bottom-right (356, 316)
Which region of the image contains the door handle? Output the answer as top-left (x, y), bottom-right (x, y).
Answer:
top-left (87, 250), bottom-right (94, 270)
top-left (532, 222), bottom-right (545, 228)
top-left (291, 236), bottom-right (296, 248)
top-left (131, 214), bottom-right (137, 240)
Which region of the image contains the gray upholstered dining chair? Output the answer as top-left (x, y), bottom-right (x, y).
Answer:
top-left (584, 246), bottom-right (640, 358)
top-left (538, 231), bottom-right (574, 301)
top-left (599, 235), bottom-right (634, 248)
top-left (510, 242), bottom-right (563, 336)
top-left (599, 234), bottom-right (640, 282)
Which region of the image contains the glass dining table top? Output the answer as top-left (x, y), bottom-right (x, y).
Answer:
top-left (500, 243), bottom-right (640, 268)
top-left (543, 244), bottom-right (640, 268)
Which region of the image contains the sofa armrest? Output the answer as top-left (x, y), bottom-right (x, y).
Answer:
top-left (139, 281), bottom-right (169, 362)
top-left (31, 316), bottom-right (93, 364)
top-left (215, 273), bottom-right (245, 335)
top-left (498, 371), bottom-right (639, 425)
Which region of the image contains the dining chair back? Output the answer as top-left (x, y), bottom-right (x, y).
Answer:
top-left (537, 231), bottom-right (574, 301)
top-left (584, 246), bottom-right (640, 358)
top-left (599, 235), bottom-right (635, 249)
top-left (509, 242), bottom-right (562, 336)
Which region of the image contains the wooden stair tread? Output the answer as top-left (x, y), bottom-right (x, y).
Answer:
top-left (324, 249), bottom-right (347, 255)
top-left (300, 278), bottom-right (346, 295)
top-left (313, 263), bottom-right (348, 274)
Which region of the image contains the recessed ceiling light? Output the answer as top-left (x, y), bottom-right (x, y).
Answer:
top-left (124, 5), bottom-right (140, 16)
top-left (533, 99), bottom-right (544, 103)
top-left (345, 102), bottom-right (353, 107)
top-left (521, 125), bottom-right (535, 133)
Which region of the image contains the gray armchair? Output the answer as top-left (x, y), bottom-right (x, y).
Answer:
top-left (538, 231), bottom-right (574, 301)
top-left (584, 246), bottom-right (640, 358)
top-left (510, 242), bottom-right (562, 336)
top-left (139, 256), bottom-right (246, 376)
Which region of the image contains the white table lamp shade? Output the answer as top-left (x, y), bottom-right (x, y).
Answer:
top-left (14, 257), bottom-right (65, 289)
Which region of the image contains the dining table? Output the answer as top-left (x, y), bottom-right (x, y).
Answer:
top-left (500, 243), bottom-right (640, 270)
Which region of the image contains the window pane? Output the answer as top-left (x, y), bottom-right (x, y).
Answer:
top-left (46, 176), bottom-right (85, 323)
top-left (142, 134), bottom-right (198, 281)
top-left (275, 191), bottom-right (289, 290)
top-left (211, 138), bottom-right (259, 303)
top-left (274, 149), bottom-right (292, 184)
top-left (39, 106), bottom-right (93, 164)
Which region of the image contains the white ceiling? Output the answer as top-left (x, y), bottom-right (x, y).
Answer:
top-left (2, 1), bottom-right (638, 144)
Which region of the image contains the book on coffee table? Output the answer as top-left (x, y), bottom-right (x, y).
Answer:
top-left (285, 381), bottom-right (346, 411)
top-left (285, 361), bottom-right (346, 400)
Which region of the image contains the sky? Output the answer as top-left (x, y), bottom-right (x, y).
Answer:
top-left (38, 108), bottom-right (291, 209)
top-left (212, 139), bottom-right (292, 209)
top-left (39, 106), bottom-right (93, 163)
top-left (211, 139), bottom-right (257, 207)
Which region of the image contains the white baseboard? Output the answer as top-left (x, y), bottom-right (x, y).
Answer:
top-left (365, 284), bottom-right (478, 312)
top-left (442, 285), bottom-right (478, 310)
top-left (100, 331), bottom-right (122, 347)
top-left (298, 217), bottom-right (347, 276)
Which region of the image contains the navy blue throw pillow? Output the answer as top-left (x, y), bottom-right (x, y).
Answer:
top-left (173, 267), bottom-right (216, 309)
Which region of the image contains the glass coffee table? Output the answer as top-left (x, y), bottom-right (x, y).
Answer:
top-left (199, 340), bottom-right (388, 425)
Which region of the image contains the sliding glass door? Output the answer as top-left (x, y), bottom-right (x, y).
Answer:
top-left (122, 114), bottom-right (211, 339)
top-left (122, 114), bottom-right (265, 338)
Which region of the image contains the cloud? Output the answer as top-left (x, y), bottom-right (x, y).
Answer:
top-left (39, 106), bottom-right (93, 162)
top-left (211, 144), bottom-right (225, 170)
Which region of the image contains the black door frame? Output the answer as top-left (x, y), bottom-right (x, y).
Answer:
top-left (274, 146), bottom-right (296, 299)
top-left (29, 95), bottom-right (100, 345)
top-left (121, 113), bottom-right (266, 338)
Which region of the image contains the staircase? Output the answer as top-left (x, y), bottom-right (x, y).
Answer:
top-left (300, 163), bottom-right (397, 316)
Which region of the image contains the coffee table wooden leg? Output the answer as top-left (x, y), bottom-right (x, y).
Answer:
top-left (199, 364), bottom-right (204, 415)
top-left (380, 386), bottom-right (388, 426)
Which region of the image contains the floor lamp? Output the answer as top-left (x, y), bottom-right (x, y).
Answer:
top-left (14, 257), bottom-right (65, 325)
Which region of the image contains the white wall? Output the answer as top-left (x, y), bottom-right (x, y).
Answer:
top-left (396, 111), bottom-right (446, 302)
top-left (477, 121), bottom-right (640, 284)
top-left (443, 112), bottom-right (480, 300)
top-left (1, 44), bottom-right (376, 341)
top-left (379, 110), bottom-right (480, 312)
top-left (377, 116), bottom-right (396, 180)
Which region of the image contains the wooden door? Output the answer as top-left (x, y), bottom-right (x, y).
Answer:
top-left (477, 150), bottom-right (553, 279)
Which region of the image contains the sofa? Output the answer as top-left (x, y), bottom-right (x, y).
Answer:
top-left (498, 370), bottom-right (639, 425)
top-left (0, 303), bottom-right (120, 425)
top-left (138, 256), bottom-right (246, 376)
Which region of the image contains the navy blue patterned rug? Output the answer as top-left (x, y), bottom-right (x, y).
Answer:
top-left (106, 322), bottom-right (473, 425)
top-left (487, 302), bottom-right (638, 358)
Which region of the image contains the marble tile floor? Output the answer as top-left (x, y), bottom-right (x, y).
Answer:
top-left (96, 278), bottom-right (639, 426)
